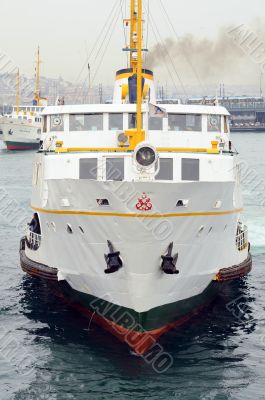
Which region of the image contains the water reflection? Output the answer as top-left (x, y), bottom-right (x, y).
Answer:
top-left (14, 275), bottom-right (257, 400)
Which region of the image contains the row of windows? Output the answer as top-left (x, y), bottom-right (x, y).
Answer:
top-left (79, 158), bottom-right (200, 181)
top-left (46, 222), bottom-right (228, 237)
top-left (45, 113), bottom-right (224, 133)
top-left (16, 116), bottom-right (41, 122)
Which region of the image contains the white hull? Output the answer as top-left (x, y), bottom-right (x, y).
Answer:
top-left (0, 117), bottom-right (41, 149)
top-left (27, 178), bottom-right (248, 313)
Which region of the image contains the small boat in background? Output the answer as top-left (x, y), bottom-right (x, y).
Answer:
top-left (0, 47), bottom-right (47, 151)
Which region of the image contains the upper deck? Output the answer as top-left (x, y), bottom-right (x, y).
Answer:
top-left (41, 104), bottom-right (230, 152)
top-left (2, 106), bottom-right (44, 123)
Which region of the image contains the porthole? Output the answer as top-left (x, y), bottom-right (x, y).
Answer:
top-left (197, 226), bottom-right (204, 236)
top-left (176, 199), bottom-right (189, 207)
top-left (79, 226), bottom-right (84, 234)
top-left (67, 224), bottom-right (73, 234)
top-left (214, 200), bottom-right (222, 209)
top-left (97, 199), bottom-right (110, 206)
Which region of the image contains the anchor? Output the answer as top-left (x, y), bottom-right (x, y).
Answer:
top-left (104, 240), bottom-right (123, 274)
top-left (161, 242), bottom-right (179, 275)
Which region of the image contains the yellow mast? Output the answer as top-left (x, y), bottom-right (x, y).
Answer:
top-left (16, 68), bottom-right (20, 115)
top-left (130, 0), bottom-right (137, 71)
top-left (136, 0), bottom-right (143, 138)
top-left (35, 46), bottom-right (41, 106)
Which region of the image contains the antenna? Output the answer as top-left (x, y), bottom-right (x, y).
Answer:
top-left (88, 63), bottom-right (91, 103)
top-left (99, 84), bottom-right (103, 104)
top-left (16, 68), bottom-right (20, 115)
top-left (35, 46), bottom-right (41, 106)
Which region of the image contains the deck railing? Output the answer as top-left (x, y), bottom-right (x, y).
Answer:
top-left (226, 102), bottom-right (265, 111)
top-left (236, 226), bottom-right (248, 251)
top-left (26, 230), bottom-right (41, 250)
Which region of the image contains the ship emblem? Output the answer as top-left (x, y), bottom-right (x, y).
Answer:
top-left (136, 193), bottom-right (153, 211)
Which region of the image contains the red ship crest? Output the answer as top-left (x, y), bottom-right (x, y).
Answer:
top-left (136, 193), bottom-right (153, 211)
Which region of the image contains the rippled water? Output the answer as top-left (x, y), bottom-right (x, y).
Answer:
top-left (0, 134), bottom-right (264, 400)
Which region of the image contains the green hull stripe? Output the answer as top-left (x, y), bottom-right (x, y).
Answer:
top-left (59, 281), bottom-right (219, 332)
top-left (5, 141), bottom-right (39, 149)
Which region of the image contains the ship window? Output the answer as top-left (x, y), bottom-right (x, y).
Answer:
top-left (96, 199), bottom-right (110, 206)
top-left (214, 200), bottom-right (222, 209)
top-left (67, 224), bottom-right (73, 234)
top-left (79, 158), bottom-right (98, 180)
top-left (208, 115), bottom-right (221, 132)
top-left (42, 115), bottom-right (47, 133)
top-left (155, 159), bottom-right (173, 180)
top-left (50, 114), bottom-right (64, 132)
top-left (69, 114), bottom-right (103, 131)
top-left (168, 114), bottom-right (201, 131)
top-left (182, 158), bottom-right (200, 181)
top-left (149, 116), bottom-right (163, 131)
top-left (176, 199), bottom-right (189, 207)
top-left (128, 113), bottom-right (143, 129)
top-left (109, 113), bottom-right (123, 130)
top-left (106, 158), bottom-right (124, 181)
top-left (224, 116), bottom-right (229, 133)
top-left (197, 226), bottom-right (204, 236)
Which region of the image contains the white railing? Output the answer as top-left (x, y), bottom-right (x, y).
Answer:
top-left (236, 226), bottom-right (248, 251)
top-left (26, 230), bottom-right (41, 250)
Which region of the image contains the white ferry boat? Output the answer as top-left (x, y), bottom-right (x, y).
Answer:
top-left (20, 1), bottom-right (251, 354)
top-left (0, 48), bottom-right (46, 151)
top-left (0, 105), bottom-right (43, 150)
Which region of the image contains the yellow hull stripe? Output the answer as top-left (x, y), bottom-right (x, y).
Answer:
top-left (31, 206), bottom-right (243, 218)
top-left (56, 147), bottom-right (214, 154)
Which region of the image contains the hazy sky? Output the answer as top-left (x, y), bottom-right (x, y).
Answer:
top-left (1, 0), bottom-right (265, 88)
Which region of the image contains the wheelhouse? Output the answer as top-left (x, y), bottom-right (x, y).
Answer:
top-left (36, 104), bottom-right (233, 185)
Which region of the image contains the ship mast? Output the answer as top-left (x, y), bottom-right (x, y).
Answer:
top-left (130, 0), bottom-right (137, 71)
top-left (35, 46), bottom-right (41, 106)
top-left (16, 68), bottom-right (20, 115)
top-left (136, 0), bottom-right (143, 137)
top-left (128, 0), bottom-right (144, 144)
